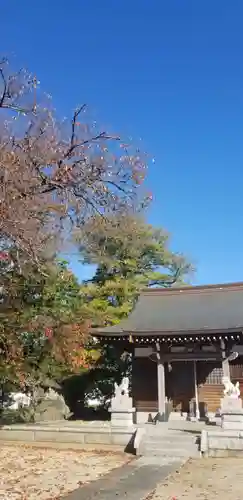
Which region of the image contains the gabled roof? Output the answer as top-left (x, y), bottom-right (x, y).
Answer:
top-left (94, 282), bottom-right (243, 337)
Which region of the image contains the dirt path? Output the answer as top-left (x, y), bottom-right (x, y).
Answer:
top-left (152, 458), bottom-right (243, 500)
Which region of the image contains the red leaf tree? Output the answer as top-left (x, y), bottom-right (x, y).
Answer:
top-left (0, 57), bottom-right (149, 266)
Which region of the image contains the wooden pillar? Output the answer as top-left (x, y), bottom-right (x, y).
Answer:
top-left (193, 360), bottom-right (200, 420)
top-left (220, 338), bottom-right (230, 378)
top-left (156, 342), bottom-right (166, 421)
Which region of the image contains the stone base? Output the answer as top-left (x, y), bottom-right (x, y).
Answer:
top-left (221, 413), bottom-right (243, 430)
top-left (222, 413), bottom-right (243, 422)
top-left (201, 429), bottom-right (243, 457)
top-left (109, 408), bottom-right (135, 427)
top-left (202, 397), bottom-right (243, 455)
top-left (110, 395), bottom-right (134, 411)
top-left (222, 421), bottom-right (243, 430)
top-left (220, 398), bottom-right (243, 431)
top-left (221, 396), bottom-right (242, 413)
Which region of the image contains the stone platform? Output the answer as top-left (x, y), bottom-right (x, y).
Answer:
top-left (201, 428), bottom-right (243, 457)
top-left (201, 397), bottom-right (243, 456)
top-left (0, 421), bottom-right (136, 451)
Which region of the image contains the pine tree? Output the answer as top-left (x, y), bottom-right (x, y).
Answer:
top-left (78, 215), bottom-right (193, 327)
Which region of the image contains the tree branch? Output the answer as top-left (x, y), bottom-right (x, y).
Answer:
top-left (0, 68), bottom-right (7, 107)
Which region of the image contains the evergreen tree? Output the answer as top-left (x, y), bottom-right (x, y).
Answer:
top-left (78, 215), bottom-right (193, 326)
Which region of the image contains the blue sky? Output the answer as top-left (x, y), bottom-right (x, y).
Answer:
top-left (2, 0), bottom-right (243, 284)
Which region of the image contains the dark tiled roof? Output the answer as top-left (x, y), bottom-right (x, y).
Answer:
top-left (94, 282), bottom-right (243, 336)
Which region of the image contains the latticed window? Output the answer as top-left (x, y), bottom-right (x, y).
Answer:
top-left (204, 366), bottom-right (223, 385)
top-left (230, 362), bottom-right (243, 380)
top-left (197, 361), bottom-right (223, 385)
top-left (198, 358), bottom-right (243, 385)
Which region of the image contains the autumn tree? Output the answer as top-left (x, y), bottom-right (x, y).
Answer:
top-left (0, 258), bottom-right (99, 394)
top-left (0, 57), bottom-right (148, 267)
top-left (0, 55), bottom-right (148, 392)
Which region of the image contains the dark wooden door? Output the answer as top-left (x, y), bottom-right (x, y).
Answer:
top-left (165, 361), bottom-right (194, 413)
top-left (132, 356), bottom-right (158, 412)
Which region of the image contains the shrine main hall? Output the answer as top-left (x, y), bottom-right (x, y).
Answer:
top-left (94, 282), bottom-right (243, 423)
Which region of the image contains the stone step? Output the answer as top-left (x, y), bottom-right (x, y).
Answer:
top-left (144, 427), bottom-right (195, 434)
top-left (141, 438), bottom-right (198, 449)
top-left (143, 438), bottom-right (197, 447)
top-left (140, 447), bottom-right (199, 458)
top-left (144, 427), bottom-right (198, 437)
top-left (143, 434), bottom-right (197, 443)
top-left (144, 434), bottom-right (196, 443)
top-left (142, 441), bottom-right (198, 452)
top-left (138, 428), bottom-right (200, 459)
top-left (138, 427), bottom-right (200, 459)
top-left (137, 456), bottom-right (185, 466)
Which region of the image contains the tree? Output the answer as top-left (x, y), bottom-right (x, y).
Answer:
top-left (0, 55), bottom-right (148, 404)
top-left (71, 216), bottom-right (193, 407)
top-left (78, 215), bottom-right (193, 326)
top-left (0, 57), bottom-right (149, 267)
top-left (0, 259), bottom-right (99, 392)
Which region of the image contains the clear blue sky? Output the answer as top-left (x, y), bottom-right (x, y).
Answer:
top-left (2, 0), bottom-right (243, 284)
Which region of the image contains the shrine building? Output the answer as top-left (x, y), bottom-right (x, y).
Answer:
top-left (94, 282), bottom-right (243, 423)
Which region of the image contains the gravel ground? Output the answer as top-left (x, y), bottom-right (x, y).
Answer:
top-left (152, 458), bottom-right (243, 500)
top-left (0, 444), bottom-right (130, 500)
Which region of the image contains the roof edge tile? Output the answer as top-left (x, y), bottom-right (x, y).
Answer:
top-left (141, 281), bottom-right (243, 295)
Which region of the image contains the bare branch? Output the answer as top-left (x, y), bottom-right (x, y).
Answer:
top-left (68, 104), bottom-right (87, 155)
top-left (0, 68), bottom-right (7, 107)
top-left (0, 56), bottom-right (148, 267)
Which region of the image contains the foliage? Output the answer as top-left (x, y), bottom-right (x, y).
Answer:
top-left (0, 54), bottom-right (149, 401)
top-left (78, 215), bottom-right (193, 326)
top-left (0, 258), bottom-right (99, 391)
top-left (0, 57), bottom-right (149, 267)
top-left (62, 345), bottom-right (131, 418)
top-left (0, 56), bottom-right (192, 414)
top-left (0, 407), bottom-right (34, 425)
top-left (66, 215), bottom-right (192, 412)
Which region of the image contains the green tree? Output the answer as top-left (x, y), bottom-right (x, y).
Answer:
top-left (78, 215), bottom-right (193, 326)
top-left (69, 215), bottom-right (192, 411)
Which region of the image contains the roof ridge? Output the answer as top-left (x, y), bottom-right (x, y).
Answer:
top-left (141, 281), bottom-right (243, 295)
